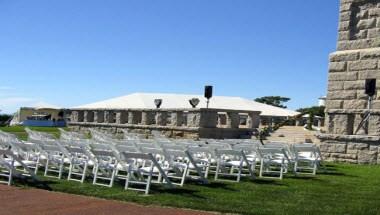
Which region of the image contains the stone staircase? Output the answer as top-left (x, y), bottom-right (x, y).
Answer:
top-left (264, 126), bottom-right (320, 144)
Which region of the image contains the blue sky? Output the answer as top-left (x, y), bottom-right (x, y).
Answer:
top-left (0, 0), bottom-right (339, 114)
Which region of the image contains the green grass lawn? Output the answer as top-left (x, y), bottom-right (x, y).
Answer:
top-left (0, 126), bottom-right (63, 140)
top-left (14, 164), bottom-right (380, 215)
top-left (2, 126), bottom-right (380, 214)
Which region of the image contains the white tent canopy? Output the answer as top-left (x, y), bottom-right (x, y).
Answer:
top-left (32, 102), bottom-right (61, 110)
top-left (73, 93), bottom-right (300, 117)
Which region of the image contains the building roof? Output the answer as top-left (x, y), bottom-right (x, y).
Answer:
top-left (73, 93), bottom-right (300, 117)
top-left (32, 102), bottom-right (61, 110)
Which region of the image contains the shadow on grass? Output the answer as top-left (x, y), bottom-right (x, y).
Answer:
top-left (152, 187), bottom-right (207, 199)
top-left (252, 179), bottom-right (286, 186)
top-left (13, 177), bottom-right (54, 191)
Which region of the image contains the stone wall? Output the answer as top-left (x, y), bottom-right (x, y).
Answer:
top-left (322, 0), bottom-right (380, 163)
top-left (68, 108), bottom-right (261, 139)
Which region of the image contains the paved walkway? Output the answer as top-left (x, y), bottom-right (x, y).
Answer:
top-left (0, 185), bottom-right (213, 215)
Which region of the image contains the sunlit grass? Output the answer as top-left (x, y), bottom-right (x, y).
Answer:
top-left (15, 164), bottom-right (380, 215)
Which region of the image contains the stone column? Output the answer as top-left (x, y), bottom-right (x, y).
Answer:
top-left (77, 111), bottom-right (84, 122)
top-left (104, 111), bottom-right (115, 123)
top-left (115, 111), bottom-right (128, 124)
top-left (128, 111), bottom-right (140, 124)
top-left (94, 111), bottom-right (104, 123)
top-left (226, 112), bottom-right (240, 128)
top-left (156, 112), bottom-right (168, 126)
top-left (247, 112), bottom-right (260, 129)
top-left (187, 111), bottom-right (201, 127)
top-left (199, 109), bottom-right (218, 128)
top-left (71, 111), bottom-right (79, 122)
top-left (170, 111), bottom-right (184, 126)
top-left (84, 111), bottom-right (94, 122)
top-left (141, 111), bottom-right (155, 125)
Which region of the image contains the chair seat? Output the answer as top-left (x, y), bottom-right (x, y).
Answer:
top-left (139, 166), bottom-right (171, 174)
top-left (222, 160), bottom-right (248, 167)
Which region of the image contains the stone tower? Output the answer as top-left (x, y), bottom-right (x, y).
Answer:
top-left (319, 0), bottom-right (380, 164)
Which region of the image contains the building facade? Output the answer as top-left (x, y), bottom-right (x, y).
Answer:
top-left (319, 0), bottom-right (380, 164)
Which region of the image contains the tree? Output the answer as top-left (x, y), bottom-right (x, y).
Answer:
top-left (296, 106), bottom-right (325, 117)
top-left (296, 106), bottom-right (326, 130)
top-left (254, 96), bottom-right (291, 108)
top-left (0, 114), bottom-right (12, 126)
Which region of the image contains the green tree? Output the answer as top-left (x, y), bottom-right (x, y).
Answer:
top-left (254, 96), bottom-right (291, 108)
top-left (0, 114), bottom-right (12, 126)
top-left (296, 106), bottom-right (325, 130)
top-left (296, 106), bottom-right (325, 117)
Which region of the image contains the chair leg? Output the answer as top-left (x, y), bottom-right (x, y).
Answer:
top-left (93, 165), bottom-right (98, 185)
top-left (58, 162), bottom-right (63, 179)
top-left (68, 163), bottom-right (73, 180)
top-left (34, 158), bottom-right (40, 175)
top-left (214, 162), bottom-right (220, 181)
top-left (109, 169), bottom-right (116, 187)
top-left (44, 160), bottom-right (49, 177)
top-left (125, 172), bottom-right (131, 190)
top-left (145, 171), bottom-right (153, 195)
top-left (312, 162), bottom-right (317, 175)
top-left (205, 166), bottom-right (210, 178)
top-left (259, 160), bottom-right (264, 178)
top-left (81, 163), bottom-right (88, 183)
top-left (237, 165), bottom-right (242, 182)
top-left (180, 166), bottom-right (188, 187)
top-left (8, 168), bottom-right (13, 186)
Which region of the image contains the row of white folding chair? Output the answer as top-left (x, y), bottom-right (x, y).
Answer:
top-left (0, 134), bottom-right (41, 181)
top-left (0, 149), bottom-right (39, 185)
top-left (59, 128), bottom-right (86, 141)
top-left (25, 128), bottom-right (55, 141)
top-left (90, 143), bottom-right (176, 194)
top-left (262, 142), bottom-right (322, 176)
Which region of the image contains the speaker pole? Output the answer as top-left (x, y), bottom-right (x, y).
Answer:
top-left (206, 99), bottom-right (210, 109)
top-left (354, 95), bottom-right (373, 135)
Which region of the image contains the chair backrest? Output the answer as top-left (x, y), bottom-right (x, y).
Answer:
top-left (40, 142), bottom-right (70, 158)
top-left (259, 147), bottom-right (290, 162)
top-left (116, 144), bottom-right (140, 153)
top-left (90, 143), bottom-right (120, 162)
top-left (161, 144), bottom-right (186, 151)
top-left (292, 144), bottom-right (318, 158)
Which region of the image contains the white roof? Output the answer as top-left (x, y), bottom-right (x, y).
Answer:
top-left (33, 102), bottom-right (61, 110)
top-left (73, 93), bottom-right (299, 117)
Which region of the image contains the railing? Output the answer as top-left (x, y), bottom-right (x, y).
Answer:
top-left (68, 108), bottom-right (261, 132)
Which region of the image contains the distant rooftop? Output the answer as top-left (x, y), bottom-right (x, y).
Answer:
top-left (74, 93), bottom-right (299, 117)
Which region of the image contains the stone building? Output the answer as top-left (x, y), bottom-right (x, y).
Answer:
top-left (319, 0), bottom-right (380, 164)
top-left (68, 93), bottom-right (299, 139)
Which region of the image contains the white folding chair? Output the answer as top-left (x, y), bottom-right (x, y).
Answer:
top-left (163, 148), bottom-right (207, 186)
top-left (0, 149), bottom-right (40, 185)
top-left (259, 147), bottom-right (291, 180)
top-left (39, 143), bottom-right (69, 179)
top-left (214, 149), bottom-right (255, 182)
top-left (65, 145), bottom-right (93, 183)
top-left (121, 152), bottom-right (173, 195)
top-left (187, 147), bottom-right (214, 179)
top-left (90, 143), bottom-right (120, 187)
top-left (292, 144), bottom-right (319, 175)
